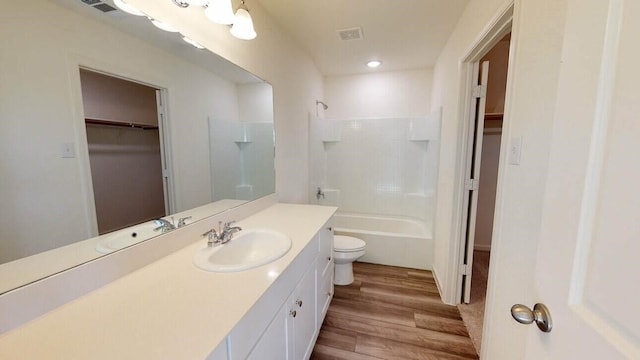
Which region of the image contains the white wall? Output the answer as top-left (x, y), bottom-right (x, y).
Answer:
top-left (430, 0), bottom-right (568, 358)
top-left (129, 0), bottom-right (324, 204)
top-left (237, 82), bottom-right (274, 124)
top-left (323, 69), bottom-right (433, 119)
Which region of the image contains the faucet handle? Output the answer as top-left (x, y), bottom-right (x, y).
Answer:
top-left (223, 220), bottom-right (236, 229)
top-left (202, 228), bottom-right (217, 238)
top-left (202, 228), bottom-right (219, 247)
top-left (178, 216), bottom-right (192, 227)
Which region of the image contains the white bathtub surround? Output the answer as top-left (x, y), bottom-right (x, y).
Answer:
top-left (315, 188), bottom-right (341, 207)
top-left (408, 107), bottom-right (442, 141)
top-left (0, 203), bottom-right (336, 359)
top-left (308, 111), bottom-right (441, 226)
top-left (333, 212), bottom-right (433, 270)
top-left (210, 119), bottom-right (275, 202)
top-left (235, 184), bottom-right (254, 200)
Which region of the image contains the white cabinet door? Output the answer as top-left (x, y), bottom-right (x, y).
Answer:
top-left (292, 260), bottom-right (318, 360)
top-left (318, 265), bottom-right (334, 323)
top-left (317, 221), bottom-right (334, 324)
top-left (247, 305), bottom-right (289, 360)
top-left (318, 221), bottom-right (334, 275)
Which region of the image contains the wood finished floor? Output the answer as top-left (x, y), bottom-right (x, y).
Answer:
top-left (311, 262), bottom-right (478, 360)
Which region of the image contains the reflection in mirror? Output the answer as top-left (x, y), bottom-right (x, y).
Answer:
top-left (0, 0), bottom-right (275, 294)
top-left (80, 69), bottom-right (168, 234)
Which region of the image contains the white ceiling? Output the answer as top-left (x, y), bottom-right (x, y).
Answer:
top-left (255, 0), bottom-right (469, 76)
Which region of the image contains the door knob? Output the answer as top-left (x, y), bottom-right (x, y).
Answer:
top-left (510, 303), bottom-right (553, 333)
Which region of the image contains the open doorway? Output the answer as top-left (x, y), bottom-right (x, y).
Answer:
top-left (79, 69), bottom-right (170, 235)
top-left (457, 33), bottom-right (511, 352)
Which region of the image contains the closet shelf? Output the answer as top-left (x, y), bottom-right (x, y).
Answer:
top-left (484, 113), bottom-right (504, 121)
top-left (85, 118), bottom-right (159, 130)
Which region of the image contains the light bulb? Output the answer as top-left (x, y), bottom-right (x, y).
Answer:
top-left (230, 8), bottom-right (256, 40)
top-left (151, 19), bottom-right (179, 32)
top-left (367, 60), bottom-right (382, 68)
top-left (113, 0), bottom-right (145, 16)
top-left (184, 0), bottom-right (209, 5)
top-left (205, 0), bottom-right (235, 25)
top-left (182, 36), bottom-right (205, 49)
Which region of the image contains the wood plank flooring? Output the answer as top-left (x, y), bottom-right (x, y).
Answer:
top-left (311, 262), bottom-right (478, 360)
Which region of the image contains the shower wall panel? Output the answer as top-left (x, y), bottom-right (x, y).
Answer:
top-left (310, 115), bottom-right (440, 223)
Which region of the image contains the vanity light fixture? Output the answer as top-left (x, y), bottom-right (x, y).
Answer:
top-left (150, 18), bottom-right (180, 32)
top-left (182, 36), bottom-right (205, 49)
top-left (367, 60), bottom-right (382, 68)
top-left (113, 0), bottom-right (145, 16)
top-left (183, 0), bottom-right (209, 5)
top-left (171, 0), bottom-right (257, 40)
top-left (205, 0), bottom-right (236, 25)
top-left (230, 0), bottom-right (257, 40)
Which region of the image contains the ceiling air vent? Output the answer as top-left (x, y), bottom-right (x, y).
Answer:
top-left (93, 3), bottom-right (117, 12)
top-left (79, 0), bottom-right (117, 13)
top-left (337, 27), bottom-right (363, 41)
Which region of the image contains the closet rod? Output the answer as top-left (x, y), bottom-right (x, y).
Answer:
top-left (85, 118), bottom-right (159, 130)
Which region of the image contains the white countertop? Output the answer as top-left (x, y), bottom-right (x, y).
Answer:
top-left (0, 203), bottom-right (336, 359)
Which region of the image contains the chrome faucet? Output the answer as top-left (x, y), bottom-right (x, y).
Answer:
top-left (153, 218), bottom-right (176, 233)
top-left (220, 221), bottom-right (242, 243)
top-left (316, 187), bottom-right (325, 200)
top-left (203, 221), bottom-right (242, 247)
top-left (177, 216), bottom-right (192, 228)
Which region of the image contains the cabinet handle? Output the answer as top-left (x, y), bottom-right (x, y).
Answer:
top-left (290, 309), bottom-right (297, 318)
top-left (327, 291), bottom-right (333, 297)
top-left (327, 256), bottom-right (332, 261)
top-left (327, 227), bottom-right (332, 231)
top-left (296, 298), bottom-right (303, 307)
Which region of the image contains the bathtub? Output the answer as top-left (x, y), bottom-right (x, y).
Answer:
top-left (333, 212), bottom-right (433, 270)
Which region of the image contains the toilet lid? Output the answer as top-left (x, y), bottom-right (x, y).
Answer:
top-left (334, 235), bottom-right (366, 251)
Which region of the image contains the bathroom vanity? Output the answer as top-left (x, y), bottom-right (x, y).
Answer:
top-left (0, 203), bottom-right (336, 359)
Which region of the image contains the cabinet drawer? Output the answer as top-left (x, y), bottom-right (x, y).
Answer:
top-left (317, 264), bottom-right (334, 323)
top-left (318, 220), bottom-right (334, 260)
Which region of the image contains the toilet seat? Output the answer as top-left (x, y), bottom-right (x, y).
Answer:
top-left (334, 235), bottom-right (366, 252)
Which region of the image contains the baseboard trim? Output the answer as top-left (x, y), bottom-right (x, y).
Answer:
top-left (431, 266), bottom-right (447, 304)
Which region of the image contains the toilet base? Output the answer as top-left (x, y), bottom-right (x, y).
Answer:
top-left (334, 262), bottom-right (355, 285)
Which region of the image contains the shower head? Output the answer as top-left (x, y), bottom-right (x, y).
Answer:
top-left (316, 100), bottom-right (328, 110)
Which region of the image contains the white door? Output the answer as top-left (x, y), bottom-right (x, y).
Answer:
top-left (460, 61), bottom-right (489, 303)
top-left (519, 0), bottom-right (640, 357)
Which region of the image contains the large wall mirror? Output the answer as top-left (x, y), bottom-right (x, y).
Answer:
top-left (0, 0), bottom-right (275, 294)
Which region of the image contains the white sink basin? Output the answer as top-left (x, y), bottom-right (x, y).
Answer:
top-left (193, 228), bottom-right (292, 272)
top-left (95, 221), bottom-right (159, 254)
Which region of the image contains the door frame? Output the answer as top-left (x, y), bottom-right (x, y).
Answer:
top-left (447, 4), bottom-right (514, 304)
top-left (459, 60), bottom-right (489, 303)
top-left (71, 63), bottom-right (175, 237)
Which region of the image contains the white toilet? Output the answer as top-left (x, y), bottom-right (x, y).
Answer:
top-left (333, 235), bottom-right (367, 285)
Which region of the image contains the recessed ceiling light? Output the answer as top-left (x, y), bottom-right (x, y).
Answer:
top-left (367, 60), bottom-right (382, 68)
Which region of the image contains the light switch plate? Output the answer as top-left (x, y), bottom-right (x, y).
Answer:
top-left (509, 137), bottom-right (522, 165)
top-left (61, 143), bottom-right (76, 158)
